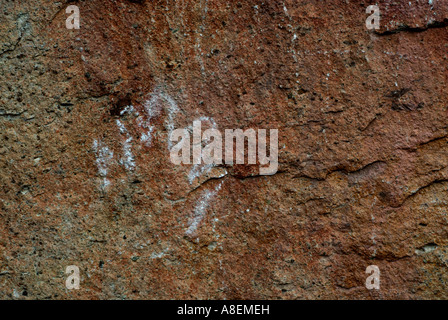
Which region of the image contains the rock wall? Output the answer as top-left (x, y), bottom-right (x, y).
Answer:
top-left (1, 0), bottom-right (448, 299)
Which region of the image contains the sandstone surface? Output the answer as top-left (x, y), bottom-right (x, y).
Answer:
top-left (1, 0), bottom-right (448, 299)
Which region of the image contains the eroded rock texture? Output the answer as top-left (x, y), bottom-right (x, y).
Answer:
top-left (1, 0), bottom-right (448, 299)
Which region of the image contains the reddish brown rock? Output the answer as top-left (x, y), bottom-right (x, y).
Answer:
top-left (1, 0), bottom-right (448, 299)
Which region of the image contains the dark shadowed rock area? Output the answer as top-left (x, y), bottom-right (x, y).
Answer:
top-left (1, 0), bottom-right (448, 299)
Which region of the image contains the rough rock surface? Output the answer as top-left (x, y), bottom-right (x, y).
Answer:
top-left (1, 0), bottom-right (448, 299)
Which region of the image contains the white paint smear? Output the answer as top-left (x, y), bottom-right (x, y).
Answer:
top-left (143, 89), bottom-right (180, 150)
top-left (187, 116), bottom-right (218, 184)
top-left (136, 115), bottom-right (155, 147)
top-left (149, 247), bottom-right (170, 260)
top-left (116, 119), bottom-right (136, 171)
top-left (185, 181), bottom-right (223, 236)
top-left (92, 139), bottom-right (114, 189)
